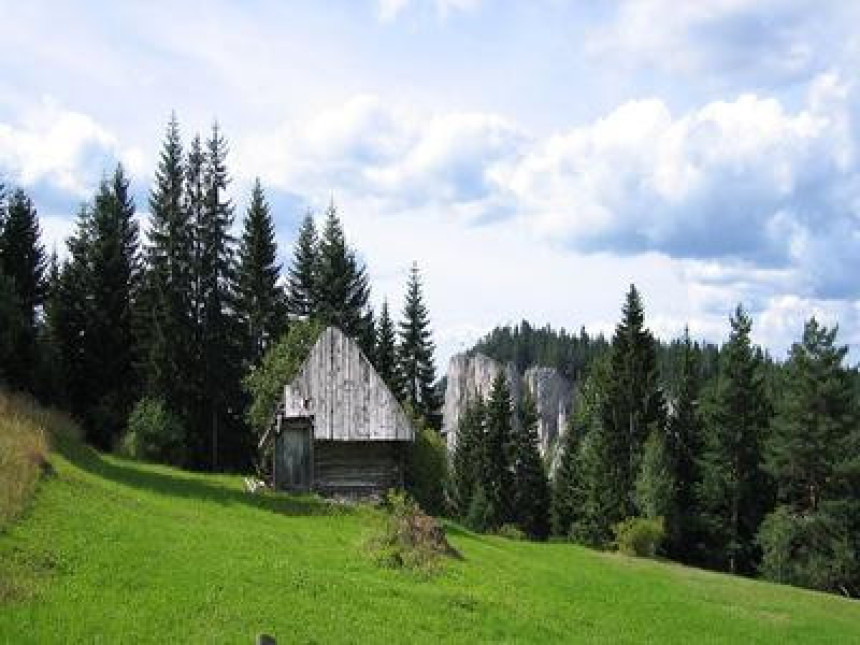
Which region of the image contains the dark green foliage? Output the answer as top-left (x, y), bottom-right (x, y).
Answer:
top-left (599, 284), bottom-right (665, 524)
top-left (405, 423), bottom-right (447, 516)
top-left (53, 166), bottom-right (141, 449)
top-left (450, 397), bottom-right (486, 518)
top-left (0, 273), bottom-right (27, 386)
top-left (121, 397), bottom-right (186, 465)
top-left (189, 124), bottom-right (244, 470)
top-left (512, 394), bottom-right (551, 540)
top-left (465, 484), bottom-right (494, 533)
top-left (766, 318), bottom-right (855, 512)
top-left (697, 305), bottom-right (771, 575)
top-left (139, 114), bottom-right (194, 411)
top-left (0, 188), bottom-right (46, 391)
top-left (472, 320), bottom-right (608, 382)
top-left (397, 262), bottom-right (438, 421)
top-left (550, 421), bottom-right (582, 538)
top-left (236, 179), bottom-right (287, 365)
top-left (758, 504), bottom-right (857, 595)
top-left (315, 202), bottom-right (371, 341)
top-left (285, 212), bottom-right (319, 318)
top-left (481, 373), bottom-right (515, 530)
top-left (243, 319), bottom-right (323, 436)
top-left (635, 430), bottom-right (674, 520)
top-left (375, 299), bottom-right (400, 397)
top-left (664, 329), bottom-right (703, 562)
top-left (613, 517), bottom-right (666, 558)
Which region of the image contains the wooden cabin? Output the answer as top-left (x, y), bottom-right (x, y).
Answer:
top-left (259, 326), bottom-right (414, 497)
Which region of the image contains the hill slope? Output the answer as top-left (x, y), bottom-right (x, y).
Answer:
top-left (1, 431), bottom-right (859, 643)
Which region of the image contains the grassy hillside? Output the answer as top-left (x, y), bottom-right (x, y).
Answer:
top-left (1, 403), bottom-right (859, 643)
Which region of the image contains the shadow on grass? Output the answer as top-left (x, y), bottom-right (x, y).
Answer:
top-left (54, 435), bottom-right (339, 518)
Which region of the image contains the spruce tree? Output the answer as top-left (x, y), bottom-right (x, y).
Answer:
top-left (140, 115), bottom-right (194, 411)
top-left (0, 188), bottom-right (46, 391)
top-left (697, 305), bottom-right (771, 574)
top-left (766, 318), bottom-right (854, 512)
top-left (85, 165), bottom-right (141, 447)
top-left (397, 262), bottom-right (439, 420)
top-left (315, 201), bottom-right (371, 340)
top-left (551, 421), bottom-right (582, 538)
top-left (192, 123), bottom-right (243, 470)
top-left (236, 179), bottom-right (287, 365)
top-left (450, 396), bottom-right (486, 517)
top-left (513, 393), bottom-right (551, 540)
top-left (482, 372), bottom-right (515, 529)
top-left (375, 299), bottom-right (400, 396)
top-left (664, 328), bottom-right (703, 562)
top-left (285, 212), bottom-right (319, 318)
top-left (598, 284), bottom-right (664, 523)
top-left (758, 319), bottom-right (859, 593)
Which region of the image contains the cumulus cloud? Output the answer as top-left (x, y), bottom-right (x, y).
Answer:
top-left (0, 99), bottom-right (144, 199)
top-left (235, 94), bottom-right (523, 220)
top-left (587, 0), bottom-right (856, 85)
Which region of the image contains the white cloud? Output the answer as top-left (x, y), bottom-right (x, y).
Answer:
top-left (0, 98), bottom-right (144, 198)
top-left (376, 0), bottom-right (481, 22)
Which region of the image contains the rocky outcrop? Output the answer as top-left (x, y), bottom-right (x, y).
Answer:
top-left (441, 352), bottom-right (573, 457)
top-left (441, 353), bottom-right (519, 453)
top-left (523, 366), bottom-right (572, 456)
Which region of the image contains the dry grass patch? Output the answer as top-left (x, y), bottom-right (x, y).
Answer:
top-left (0, 391), bottom-right (78, 530)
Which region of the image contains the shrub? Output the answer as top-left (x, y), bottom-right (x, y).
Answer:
top-left (368, 491), bottom-right (459, 575)
top-left (613, 516), bottom-right (665, 557)
top-left (465, 485), bottom-right (494, 533)
top-left (758, 504), bottom-right (858, 595)
top-left (496, 524), bottom-right (526, 541)
top-left (405, 423), bottom-right (447, 516)
top-left (121, 398), bottom-right (185, 465)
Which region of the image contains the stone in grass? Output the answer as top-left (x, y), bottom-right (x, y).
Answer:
top-left (256, 633), bottom-right (276, 645)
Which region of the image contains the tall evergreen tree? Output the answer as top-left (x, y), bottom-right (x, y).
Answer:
top-left (236, 179), bottom-right (287, 365)
top-left (0, 188), bottom-right (46, 390)
top-left (191, 123), bottom-right (242, 470)
top-left (598, 284), bottom-right (665, 523)
top-left (397, 262), bottom-right (439, 420)
top-left (766, 318), bottom-right (854, 512)
top-left (140, 115), bottom-right (194, 411)
top-left (85, 165), bottom-right (141, 447)
top-left (482, 372), bottom-right (515, 529)
top-left (664, 328), bottom-right (703, 562)
top-left (285, 212), bottom-right (319, 318)
top-left (697, 305), bottom-right (771, 574)
top-left (513, 393), bottom-right (551, 540)
top-left (450, 396), bottom-right (486, 518)
top-left (375, 299), bottom-right (400, 396)
top-left (315, 202), bottom-right (371, 340)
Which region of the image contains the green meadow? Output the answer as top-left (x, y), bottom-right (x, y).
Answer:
top-left (1, 398), bottom-right (859, 644)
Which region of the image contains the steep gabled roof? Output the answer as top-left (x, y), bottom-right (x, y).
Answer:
top-left (278, 326), bottom-right (414, 442)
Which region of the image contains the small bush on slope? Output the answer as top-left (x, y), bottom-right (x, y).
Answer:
top-left (368, 491), bottom-right (459, 576)
top-left (614, 516), bottom-right (665, 558)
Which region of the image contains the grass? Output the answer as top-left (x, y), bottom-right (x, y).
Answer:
top-left (1, 400), bottom-right (859, 642)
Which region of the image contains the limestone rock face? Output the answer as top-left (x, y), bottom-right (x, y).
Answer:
top-left (523, 366), bottom-right (572, 456)
top-left (441, 353), bottom-right (572, 457)
top-left (441, 353), bottom-right (519, 452)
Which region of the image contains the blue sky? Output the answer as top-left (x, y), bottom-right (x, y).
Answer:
top-left (1, 0), bottom-right (859, 367)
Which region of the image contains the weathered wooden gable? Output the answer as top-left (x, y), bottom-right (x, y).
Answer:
top-left (283, 327), bottom-right (413, 442)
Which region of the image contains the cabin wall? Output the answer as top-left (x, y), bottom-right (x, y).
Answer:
top-left (283, 327), bottom-right (413, 442)
top-left (312, 440), bottom-right (404, 496)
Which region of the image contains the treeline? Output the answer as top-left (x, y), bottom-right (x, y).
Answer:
top-left (452, 286), bottom-right (860, 597)
top-left (0, 116), bottom-right (440, 471)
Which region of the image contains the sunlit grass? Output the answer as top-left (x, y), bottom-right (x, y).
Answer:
top-left (1, 396), bottom-right (859, 642)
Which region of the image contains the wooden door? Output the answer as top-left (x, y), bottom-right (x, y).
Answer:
top-left (274, 419), bottom-right (312, 490)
